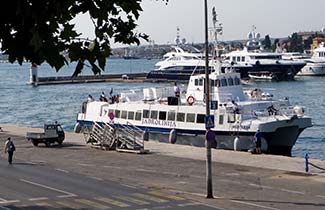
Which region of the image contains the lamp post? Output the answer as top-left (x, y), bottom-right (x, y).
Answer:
top-left (204, 0), bottom-right (213, 199)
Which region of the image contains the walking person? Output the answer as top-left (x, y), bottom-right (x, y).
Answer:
top-left (4, 137), bottom-right (16, 164)
top-left (253, 129), bottom-right (262, 154)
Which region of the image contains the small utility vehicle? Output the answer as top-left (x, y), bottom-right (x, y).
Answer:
top-left (26, 123), bottom-right (65, 147)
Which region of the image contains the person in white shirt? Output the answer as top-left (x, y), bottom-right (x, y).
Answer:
top-left (87, 94), bottom-right (94, 102)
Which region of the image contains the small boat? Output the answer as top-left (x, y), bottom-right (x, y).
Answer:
top-left (248, 72), bottom-right (277, 81)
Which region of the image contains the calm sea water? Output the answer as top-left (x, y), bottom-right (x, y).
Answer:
top-left (0, 59), bottom-right (324, 160)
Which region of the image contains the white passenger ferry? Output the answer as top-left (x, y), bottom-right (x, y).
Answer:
top-left (75, 62), bottom-right (312, 156)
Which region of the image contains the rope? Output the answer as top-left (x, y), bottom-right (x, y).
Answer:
top-left (309, 162), bottom-right (325, 171)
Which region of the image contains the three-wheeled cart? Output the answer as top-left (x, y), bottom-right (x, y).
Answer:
top-left (26, 123), bottom-right (65, 147)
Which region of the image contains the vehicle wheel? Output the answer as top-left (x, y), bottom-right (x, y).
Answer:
top-left (32, 140), bottom-right (39, 146)
top-left (45, 141), bottom-right (51, 147)
top-left (57, 140), bottom-right (63, 145)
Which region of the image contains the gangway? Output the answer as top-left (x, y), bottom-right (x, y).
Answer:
top-left (83, 121), bottom-right (148, 153)
top-left (115, 122), bottom-right (148, 154)
top-left (89, 122), bottom-right (116, 150)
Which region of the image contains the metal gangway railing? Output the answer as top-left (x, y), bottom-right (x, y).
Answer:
top-left (90, 121), bottom-right (116, 150)
top-left (84, 121), bottom-right (148, 153)
top-left (115, 122), bottom-right (146, 153)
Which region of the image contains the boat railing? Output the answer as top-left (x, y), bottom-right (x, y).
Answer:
top-left (115, 122), bottom-right (145, 151)
top-left (239, 105), bottom-right (302, 120)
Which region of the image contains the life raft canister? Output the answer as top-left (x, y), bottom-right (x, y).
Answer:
top-left (187, 96), bottom-right (195, 105)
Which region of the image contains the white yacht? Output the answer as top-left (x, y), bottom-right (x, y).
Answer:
top-left (147, 46), bottom-right (211, 81)
top-left (75, 62), bottom-right (312, 156)
top-left (222, 48), bottom-right (306, 81)
top-left (222, 28), bottom-right (306, 81)
top-left (297, 42), bottom-right (325, 76)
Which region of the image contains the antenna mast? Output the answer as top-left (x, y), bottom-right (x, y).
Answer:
top-left (210, 7), bottom-right (223, 58)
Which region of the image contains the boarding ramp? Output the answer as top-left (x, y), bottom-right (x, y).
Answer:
top-left (115, 122), bottom-right (148, 154)
top-left (84, 121), bottom-right (148, 153)
top-left (89, 122), bottom-right (116, 150)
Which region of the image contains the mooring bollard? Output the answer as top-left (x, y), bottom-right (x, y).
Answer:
top-left (305, 153), bottom-right (309, 173)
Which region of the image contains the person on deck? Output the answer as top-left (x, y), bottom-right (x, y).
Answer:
top-left (99, 92), bottom-right (108, 102)
top-left (174, 82), bottom-right (180, 97)
top-left (87, 94), bottom-right (94, 102)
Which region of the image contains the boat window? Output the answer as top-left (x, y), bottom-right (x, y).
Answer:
top-left (236, 56), bottom-right (241, 62)
top-left (241, 56), bottom-right (245, 62)
top-left (228, 114), bottom-right (235, 123)
top-left (234, 77), bottom-right (240, 85)
top-left (128, 111), bottom-right (134, 120)
top-left (228, 77), bottom-right (234, 86)
top-left (221, 78), bottom-right (227, 86)
top-left (195, 79), bottom-right (198, 86)
top-left (150, 110), bottom-right (158, 119)
top-left (255, 55), bottom-right (281, 59)
top-left (121, 111), bottom-right (127, 119)
top-left (167, 111), bottom-right (176, 121)
top-left (232, 57), bottom-right (236, 62)
top-left (210, 79), bottom-right (215, 87)
top-left (196, 114), bottom-right (205, 124)
top-left (159, 111), bottom-right (167, 120)
top-left (143, 109), bottom-right (150, 118)
top-left (176, 113), bottom-right (185, 122)
top-left (186, 113), bottom-right (195, 123)
top-left (115, 110), bottom-right (120, 118)
top-left (135, 111), bottom-right (142, 121)
top-left (216, 79), bottom-right (220, 87)
top-left (198, 79), bottom-right (204, 86)
top-left (219, 115), bottom-right (224, 124)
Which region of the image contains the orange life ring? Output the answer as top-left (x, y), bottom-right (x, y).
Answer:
top-left (187, 96), bottom-right (195, 105)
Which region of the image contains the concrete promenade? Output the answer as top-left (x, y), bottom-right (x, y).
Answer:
top-left (1, 123), bottom-right (325, 210)
top-left (1, 123), bottom-right (323, 175)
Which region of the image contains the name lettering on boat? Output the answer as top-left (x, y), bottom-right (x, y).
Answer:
top-left (231, 124), bottom-right (250, 130)
top-left (142, 119), bottom-right (176, 128)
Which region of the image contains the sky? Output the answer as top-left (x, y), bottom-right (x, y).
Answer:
top-left (74, 0), bottom-right (325, 47)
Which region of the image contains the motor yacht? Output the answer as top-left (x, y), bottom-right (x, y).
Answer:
top-left (146, 46), bottom-right (212, 81)
top-left (297, 42), bottom-right (325, 76)
top-left (222, 48), bottom-right (306, 81)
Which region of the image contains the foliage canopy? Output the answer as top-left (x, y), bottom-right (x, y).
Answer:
top-left (0, 0), bottom-right (167, 76)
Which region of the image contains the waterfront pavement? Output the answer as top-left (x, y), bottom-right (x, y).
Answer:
top-left (0, 124), bottom-right (325, 210)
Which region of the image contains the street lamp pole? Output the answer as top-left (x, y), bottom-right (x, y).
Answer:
top-left (204, 0), bottom-right (213, 198)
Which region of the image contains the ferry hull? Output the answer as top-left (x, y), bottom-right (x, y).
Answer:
top-left (76, 119), bottom-right (309, 156)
